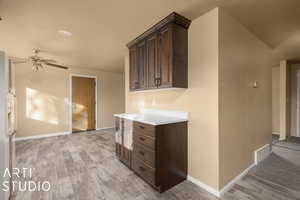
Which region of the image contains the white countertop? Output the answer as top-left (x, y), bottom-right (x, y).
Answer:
top-left (114, 109), bottom-right (188, 125)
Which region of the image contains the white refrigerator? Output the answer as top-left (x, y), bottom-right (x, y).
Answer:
top-left (0, 51), bottom-right (15, 200)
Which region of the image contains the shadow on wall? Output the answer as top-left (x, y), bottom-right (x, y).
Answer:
top-left (26, 87), bottom-right (88, 131)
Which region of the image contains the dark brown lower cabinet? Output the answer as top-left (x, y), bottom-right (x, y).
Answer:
top-left (116, 144), bottom-right (132, 169)
top-left (120, 146), bottom-right (131, 168)
top-left (115, 116), bottom-right (188, 192)
top-left (115, 117), bottom-right (132, 168)
top-left (122, 120), bottom-right (188, 193)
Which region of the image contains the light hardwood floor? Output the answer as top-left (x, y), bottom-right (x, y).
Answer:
top-left (11, 129), bottom-right (300, 200)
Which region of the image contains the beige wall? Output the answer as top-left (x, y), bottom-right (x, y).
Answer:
top-left (126, 8), bottom-right (220, 189)
top-left (14, 64), bottom-right (125, 138)
top-left (218, 9), bottom-right (273, 188)
top-left (272, 67), bottom-right (280, 134)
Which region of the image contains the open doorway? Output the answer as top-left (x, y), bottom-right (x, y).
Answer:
top-left (272, 60), bottom-right (300, 150)
top-left (294, 69), bottom-right (300, 138)
top-left (70, 74), bottom-right (97, 133)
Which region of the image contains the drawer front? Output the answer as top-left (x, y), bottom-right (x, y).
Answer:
top-left (133, 121), bottom-right (155, 138)
top-left (133, 133), bottom-right (155, 150)
top-left (133, 143), bottom-right (155, 167)
top-left (132, 155), bottom-right (155, 186)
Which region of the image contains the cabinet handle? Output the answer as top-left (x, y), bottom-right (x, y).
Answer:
top-left (139, 137), bottom-right (145, 141)
top-left (139, 151), bottom-right (145, 156)
top-left (139, 126), bottom-right (145, 129)
top-left (139, 166), bottom-right (145, 172)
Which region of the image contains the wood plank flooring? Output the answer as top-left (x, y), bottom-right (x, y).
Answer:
top-left (273, 136), bottom-right (300, 151)
top-left (11, 129), bottom-right (300, 200)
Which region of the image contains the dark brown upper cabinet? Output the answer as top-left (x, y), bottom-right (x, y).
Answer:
top-left (146, 33), bottom-right (158, 89)
top-left (137, 41), bottom-right (147, 89)
top-left (129, 46), bottom-right (138, 90)
top-left (127, 12), bottom-right (191, 91)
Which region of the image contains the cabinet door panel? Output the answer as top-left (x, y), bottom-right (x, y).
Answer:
top-left (158, 26), bottom-right (172, 88)
top-left (129, 46), bottom-right (139, 90)
top-left (137, 41), bottom-right (147, 89)
top-left (146, 34), bottom-right (158, 89)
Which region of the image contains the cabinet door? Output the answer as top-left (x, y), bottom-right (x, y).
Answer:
top-left (129, 46), bottom-right (139, 90)
top-left (157, 26), bottom-right (173, 88)
top-left (146, 34), bottom-right (158, 89)
top-left (137, 41), bottom-right (147, 89)
top-left (115, 117), bottom-right (122, 158)
top-left (121, 147), bottom-right (132, 168)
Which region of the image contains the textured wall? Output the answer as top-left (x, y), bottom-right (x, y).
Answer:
top-left (14, 64), bottom-right (125, 137)
top-left (219, 9), bottom-right (273, 188)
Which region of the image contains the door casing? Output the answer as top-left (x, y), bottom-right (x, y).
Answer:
top-left (69, 74), bottom-right (98, 132)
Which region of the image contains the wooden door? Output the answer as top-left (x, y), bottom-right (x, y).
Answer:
top-left (72, 76), bottom-right (96, 132)
top-left (158, 26), bottom-right (173, 88)
top-left (129, 46), bottom-right (139, 90)
top-left (146, 33), bottom-right (158, 89)
top-left (137, 41), bottom-right (147, 89)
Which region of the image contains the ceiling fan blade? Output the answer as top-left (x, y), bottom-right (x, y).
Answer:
top-left (41, 59), bottom-right (57, 63)
top-left (45, 62), bottom-right (69, 70)
top-left (9, 56), bottom-right (28, 64)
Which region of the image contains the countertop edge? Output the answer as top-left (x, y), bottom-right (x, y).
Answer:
top-left (114, 114), bottom-right (188, 126)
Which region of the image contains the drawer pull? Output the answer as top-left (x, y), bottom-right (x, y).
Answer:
top-left (139, 151), bottom-right (145, 156)
top-left (139, 166), bottom-right (145, 172)
top-left (139, 126), bottom-right (145, 129)
top-left (139, 137), bottom-right (145, 141)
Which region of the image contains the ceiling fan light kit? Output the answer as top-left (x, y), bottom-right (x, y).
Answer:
top-left (32, 62), bottom-right (43, 72)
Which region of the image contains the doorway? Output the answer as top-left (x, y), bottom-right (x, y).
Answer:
top-left (273, 60), bottom-right (300, 140)
top-left (70, 74), bottom-right (97, 133)
top-left (294, 69), bottom-right (300, 137)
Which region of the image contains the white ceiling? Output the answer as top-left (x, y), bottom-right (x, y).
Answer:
top-left (0, 0), bottom-right (300, 72)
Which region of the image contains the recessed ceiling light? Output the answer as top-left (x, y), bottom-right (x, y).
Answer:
top-left (58, 30), bottom-right (72, 37)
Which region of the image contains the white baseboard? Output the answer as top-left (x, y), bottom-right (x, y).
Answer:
top-left (219, 163), bottom-right (255, 196)
top-left (254, 144), bottom-right (270, 165)
top-left (14, 131), bottom-right (71, 141)
top-left (187, 176), bottom-right (220, 197)
top-left (272, 131), bottom-right (280, 135)
top-left (15, 127), bottom-right (115, 141)
top-left (188, 163), bottom-right (255, 198)
top-left (188, 144), bottom-right (269, 197)
top-left (96, 127), bottom-right (114, 131)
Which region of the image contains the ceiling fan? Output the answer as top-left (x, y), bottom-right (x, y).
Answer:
top-left (10, 49), bottom-right (69, 71)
